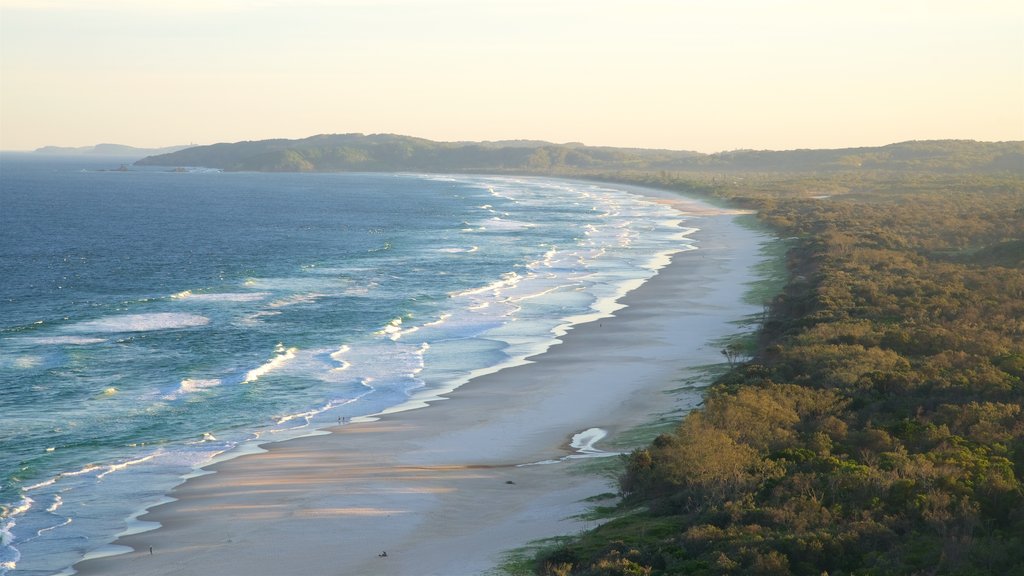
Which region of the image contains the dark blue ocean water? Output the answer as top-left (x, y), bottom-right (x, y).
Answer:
top-left (0, 155), bottom-right (692, 575)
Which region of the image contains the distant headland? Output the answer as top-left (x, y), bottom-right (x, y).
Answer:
top-left (132, 133), bottom-right (1024, 175)
top-left (33, 143), bottom-right (192, 157)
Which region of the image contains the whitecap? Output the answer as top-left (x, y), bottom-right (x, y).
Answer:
top-left (96, 452), bottom-right (161, 479)
top-left (36, 517), bottom-right (71, 536)
top-left (271, 398), bottom-right (351, 430)
top-left (421, 313), bottom-right (452, 328)
top-left (0, 520), bottom-right (18, 569)
top-left (328, 344), bottom-right (352, 372)
top-left (479, 217), bottom-right (535, 231)
top-left (377, 317), bottom-right (418, 341)
top-left (67, 313), bottom-right (209, 334)
top-left (11, 356), bottom-right (42, 369)
top-left (268, 293), bottom-right (326, 308)
top-left (18, 336), bottom-right (107, 345)
top-left (3, 497), bottom-right (33, 517)
top-left (243, 345), bottom-right (298, 384)
top-left (449, 271), bottom-right (523, 298)
top-left (163, 379), bottom-right (222, 400)
top-left (172, 292), bottom-right (269, 302)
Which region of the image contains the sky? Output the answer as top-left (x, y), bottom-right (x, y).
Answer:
top-left (1, 0), bottom-right (1022, 153)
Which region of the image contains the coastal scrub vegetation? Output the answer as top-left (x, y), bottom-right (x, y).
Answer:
top-left (531, 169), bottom-right (1024, 575)
top-left (139, 135), bottom-right (1023, 574)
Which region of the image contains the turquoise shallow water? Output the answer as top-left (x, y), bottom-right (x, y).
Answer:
top-left (0, 155), bottom-right (692, 575)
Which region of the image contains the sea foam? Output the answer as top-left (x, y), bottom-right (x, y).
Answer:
top-left (243, 345), bottom-right (298, 383)
top-left (67, 313), bottom-right (209, 333)
top-left (19, 336), bottom-right (107, 345)
top-left (163, 379), bottom-right (223, 400)
top-left (172, 291), bottom-right (269, 302)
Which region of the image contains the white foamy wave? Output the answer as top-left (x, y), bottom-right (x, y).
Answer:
top-left (1, 519), bottom-right (18, 569)
top-left (23, 477), bottom-right (56, 491)
top-left (243, 344), bottom-right (298, 383)
top-left (3, 497), bottom-right (32, 519)
top-left (60, 464), bottom-right (103, 478)
top-left (506, 283), bottom-right (580, 303)
top-left (36, 517), bottom-right (71, 537)
top-left (479, 217), bottom-right (535, 231)
top-left (67, 313), bottom-right (209, 334)
top-left (163, 379), bottom-right (222, 400)
top-left (436, 246), bottom-right (479, 253)
top-left (271, 398), bottom-right (352, 430)
top-left (527, 247), bottom-right (559, 270)
top-left (172, 291), bottom-right (269, 302)
top-left (486, 186), bottom-right (517, 201)
top-left (393, 326), bottom-right (419, 341)
top-left (239, 310), bottom-right (281, 325)
top-left (268, 293), bottom-right (325, 308)
top-left (45, 495), bottom-right (63, 514)
top-left (96, 452), bottom-right (161, 479)
top-left (329, 344), bottom-right (352, 371)
top-left (411, 342), bottom-right (430, 376)
top-left (449, 271), bottom-right (524, 298)
top-left (19, 336), bottom-right (107, 346)
top-left (422, 313), bottom-right (451, 328)
top-left (378, 317), bottom-right (419, 341)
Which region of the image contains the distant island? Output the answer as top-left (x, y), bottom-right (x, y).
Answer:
top-left (134, 133), bottom-right (1024, 174)
top-left (34, 143), bottom-right (192, 157)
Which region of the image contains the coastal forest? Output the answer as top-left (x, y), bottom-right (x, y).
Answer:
top-left (531, 170), bottom-right (1024, 574)
top-left (139, 136), bottom-right (1024, 575)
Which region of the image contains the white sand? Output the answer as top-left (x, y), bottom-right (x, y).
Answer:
top-left (73, 191), bottom-right (771, 576)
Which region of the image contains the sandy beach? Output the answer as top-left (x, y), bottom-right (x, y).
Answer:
top-left (73, 191), bottom-right (771, 576)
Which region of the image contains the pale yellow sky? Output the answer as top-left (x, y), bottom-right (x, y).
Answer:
top-left (1, 0), bottom-right (1021, 152)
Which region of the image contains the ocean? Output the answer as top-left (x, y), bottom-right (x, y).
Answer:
top-left (0, 155), bottom-right (693, 575)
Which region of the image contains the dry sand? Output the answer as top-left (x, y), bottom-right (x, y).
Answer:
top-left (73, 191), bottom-right (772, 576)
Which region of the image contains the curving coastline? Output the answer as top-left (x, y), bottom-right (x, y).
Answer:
top-left (72, 189), bottom-right (774, 576)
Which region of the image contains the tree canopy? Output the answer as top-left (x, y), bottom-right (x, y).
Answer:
top-left (533, 167), bottom-right (1024, 575)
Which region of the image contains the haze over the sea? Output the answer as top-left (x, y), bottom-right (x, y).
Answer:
top-left (1, 0), bottom-right (1021, 153)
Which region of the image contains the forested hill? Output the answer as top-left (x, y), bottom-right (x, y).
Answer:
top-left (135, 133), bottom-right (1023, 174)
top-left (134, 133), bottom-right (701, 172)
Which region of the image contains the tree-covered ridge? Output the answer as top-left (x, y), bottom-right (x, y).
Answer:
top-left (135, 133), bottom-right (701, 172)
top-left (135, 134), bottom-right (1023, 175)
top-left (533, 172), bottom-right (1024, 576)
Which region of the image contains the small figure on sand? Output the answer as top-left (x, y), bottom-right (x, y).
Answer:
top-left (379, 551), bottom-right (388, 558)
top-left (149, 546), bottom-right (153, 555)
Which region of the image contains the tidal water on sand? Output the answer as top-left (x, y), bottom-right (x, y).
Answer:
top-left (0, 155), bottom-right (694, 575)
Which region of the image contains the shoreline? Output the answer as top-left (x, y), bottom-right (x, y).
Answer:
top-left (72, 189), bottom-right (773, 576)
